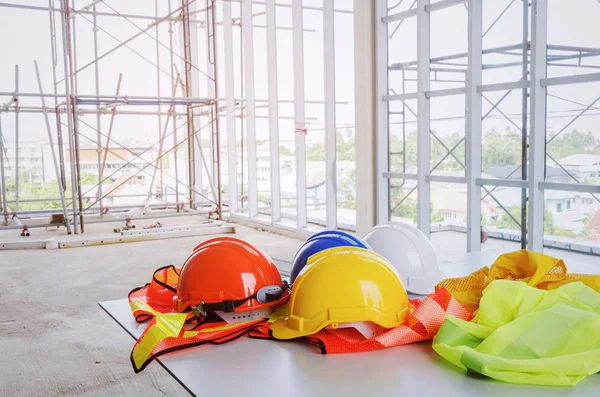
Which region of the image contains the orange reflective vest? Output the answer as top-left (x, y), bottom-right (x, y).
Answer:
top-left (128, 265), bottom-right (269, 372)
top-left (249, 288), bottom-right (472, 354)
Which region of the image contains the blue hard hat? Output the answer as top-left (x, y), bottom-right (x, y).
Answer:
top-left (290, 230), bottom-right (370, 283)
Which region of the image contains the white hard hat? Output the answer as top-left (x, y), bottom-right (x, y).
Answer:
top-left (363, 222), bottom-right (442, 295)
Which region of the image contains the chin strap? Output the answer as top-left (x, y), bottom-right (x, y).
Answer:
top-left (191, 281), bottom-right (290, 317)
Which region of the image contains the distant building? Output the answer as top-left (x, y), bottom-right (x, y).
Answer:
top-left (557, 154), bottom-right (600, 180)
top-left (485, 164), bottom-right (573, 183)
top-left (2, 141), bottom-right (45, 184)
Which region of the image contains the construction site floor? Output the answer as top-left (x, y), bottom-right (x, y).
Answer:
top-left (0, 216), bottom-right (595, 396)
top-left (0, 212), bottom-right (217, 243)
top-left (0, 219), bottom-right (304, 396)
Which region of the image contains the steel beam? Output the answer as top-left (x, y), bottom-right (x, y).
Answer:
top-left (542, 72), bottom-right (600, 87)
top-left (539, 182), bottom-right (600, 194)
top-left (14, 65), bottom-right (19, 212)
top-left (243, 0), bottom-right (258, 217)
top-left (465, 0), bottom-right (483, 252)
top-left (292, 0), bottom-right (307, 229)
top-left (324, 0), bottom-right (337, 229)
top-left (376, 0), bottom-right (390, 223)
top-left (477, 178), bottom-right (528, 189)
top-left (266, 0), bottom-right (281, 223)
top-left (417, 0), bottom-right (431, 236)
top-left (223, 1), bottom-right (238, 214)
top-left (354, 0), bottom-right (377, 235)
top-left (528, 0), bottom-right (547, 252)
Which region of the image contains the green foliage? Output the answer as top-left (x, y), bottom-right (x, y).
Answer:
top-left (306, 130), bottom-right (355, 162)
top-left (279, 146), bottom-right (293, 156)
top-left (486, 205), bottom-right (576, 237)
top-left (482, 129), bottom-right (523, 171)
top-left (80, 173), bottom-right (99, 185)
top-left (389, 191), bottom-right (444, 223)
top-left (547, 130), bottom-right (600, 159)
top-left (306, 142), bottom-right (325, 161)
top-left (336, 130), bottom-right (355, 162)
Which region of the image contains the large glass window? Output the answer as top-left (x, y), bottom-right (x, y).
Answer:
top-left (377, 0), bottom-right (600, 259)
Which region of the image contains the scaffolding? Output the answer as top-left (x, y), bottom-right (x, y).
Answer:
top-left (377, 0), bottom-right (600, 254)
top-left (0, 0), bottom-right (221, 233)
top-left (0, 0), bottom-right (359, 236)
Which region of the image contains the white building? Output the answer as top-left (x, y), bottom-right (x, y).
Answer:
top-left (1, 140), bottom-right (46, 184)
top-left (558, 154), bottom-right (600, 181)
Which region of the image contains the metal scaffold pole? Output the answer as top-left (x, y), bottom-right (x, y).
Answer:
top-left (14, 65), bottom-right (19, 212)
top-left (92, 2), bottom-right (103, 215)
top-left (34, 60), bottom-right (72, 234)
top-left (59, 0), bottom-right (80, 233)
top-left (208, 0), bottom-right (222, 218)
top-left (0, 115), bottom-right (7, 225)
top-left (182, 0), bottom-right (196, 209)
top-left (168, 0), bottom-right (181, 207)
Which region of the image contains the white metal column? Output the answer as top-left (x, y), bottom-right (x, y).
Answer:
top-left (324, 0), bottom-right (337, 229)
top-left (243, 0), bottom-right (258, 217)
top-left (375, 0), bottom-right (390, 224)
top-left (354, 0), bottom-right (377, 235)
top-left (189, 1), bottom-right (203, 207)
top-left (528, 0), bottom-right (548, 252)
top-left (266, 0), bottom-right (281, 223)
top-left (292, 0), bottom-right (307, 229)
top-left (466, 0), bottom-right (482, 252)
top-left (417, 0), bottom-right (431, 236)
top-left (223, 1), bottom-right (238, 214)
top-left (204, 1), bottom-right (216, 205)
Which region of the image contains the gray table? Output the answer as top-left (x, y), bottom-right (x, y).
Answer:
top-left (99, 250), bottom-right (600, 396)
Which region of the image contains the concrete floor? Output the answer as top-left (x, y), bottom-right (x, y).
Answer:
top-left (0, 220), bottom-right (304, 397)
top-left (1, 216), bottom-right (597, 396)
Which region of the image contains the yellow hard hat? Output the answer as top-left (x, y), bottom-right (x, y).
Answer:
top-left (270, 247), bottom-right (410, 339)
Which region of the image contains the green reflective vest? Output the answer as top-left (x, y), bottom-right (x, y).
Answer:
top-left (433, 280), bottom-right (600, 386)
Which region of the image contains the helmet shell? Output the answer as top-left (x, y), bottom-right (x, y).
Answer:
top-left (364, 222), bottom-right (442, 295)
top-left (271, 247), bottom-right (410, 339)
top-left (175, 237), bottom-right (289, 312)
top-left (290, 230), bottom-right (370, 283)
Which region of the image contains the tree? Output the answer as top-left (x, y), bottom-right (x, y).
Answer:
top-left (547, 130), bottom-right (600, 159)
top-left (306, 142), bottom-right (325, 161)
top-left (336, 129), bottom-right (355, 162)
top-left (481, 129), bottom-right (522, 170)
top-left (279, 146), bottom-right (293, 156)
top-left (486, 205), bottom-right (576, 238)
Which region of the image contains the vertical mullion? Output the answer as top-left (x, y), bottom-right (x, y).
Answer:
top-left (528, 0), bottom-right (548, 252)
top-left (324, 0), bottom-right (337, 229)
top-left (354, 0), bottom-right (377, 235)
top-left (266, 0), bottom-right (281, 223)
top-left (375, 0), bottom-right (390, 224)
top-left (292, 0), bottom-right (307, 229)
top-left (243, 0), bottom-right (258, 217)
top-left (189, 1), bottom-right (203, 208)
top-left (417, 0), bottom-right (431, 236)
top-left (223, 1), bottom-right (238, 214)
top-left (466, 0), bottom-right (482, 252)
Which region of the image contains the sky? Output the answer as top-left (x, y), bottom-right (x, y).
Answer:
top-left (0, 0), bottom-right (599, 174)
top-left (0, 0), bottom-right (355, 148)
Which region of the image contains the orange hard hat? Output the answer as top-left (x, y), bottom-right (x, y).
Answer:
top-left (174, 237), bottom-right (290, 314)
top-left (192, 235), bottom-right (247, 253)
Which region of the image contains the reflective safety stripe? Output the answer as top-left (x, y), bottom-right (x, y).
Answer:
top-left (249, 288), bottom-right (472, 354)
top-left (128, 265), bottom-right (279, 372)
top-left (131, 311), bottom-right (266, 372)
